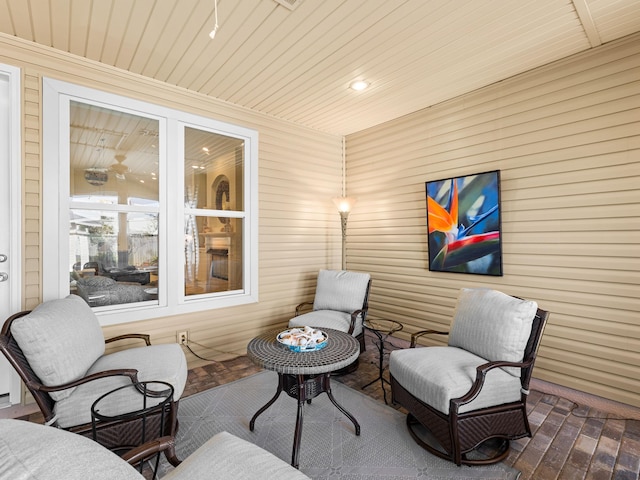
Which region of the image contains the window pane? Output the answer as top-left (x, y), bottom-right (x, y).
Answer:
top-left (70, 101), bottom-right (160, 204)
top-left (69, 210), bottom-right (159, 307)
top-left (184, 127), bottom-right (244, 215)
top-left (185, 216), bottom-right (243, 296)
top-left (45, 79), bottom-right (258, 324)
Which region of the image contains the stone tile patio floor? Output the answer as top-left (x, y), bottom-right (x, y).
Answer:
top-left (20, 331), bottom-right (639, 479)
top-left (182, 332), bottom-right (640, 480)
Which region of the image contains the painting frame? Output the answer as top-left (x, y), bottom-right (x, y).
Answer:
top-left (425, 169), bottom-right (503, 276)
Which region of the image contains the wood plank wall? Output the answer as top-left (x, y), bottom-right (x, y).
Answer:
top-left (345, 34), bottom-right (640, 407)
top-left (0, 33), bottom-right (343, 368)
top-left (2, 31), bottom-right (638, 409)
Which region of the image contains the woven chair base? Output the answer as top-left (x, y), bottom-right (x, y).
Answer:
top-left (391, 374), bottom-right (531, 466)
top-left (406, 413), bottom-right (510, 466)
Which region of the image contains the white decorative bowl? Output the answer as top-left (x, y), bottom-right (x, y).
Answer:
top-left (276, 327), bottom-right (328, 352)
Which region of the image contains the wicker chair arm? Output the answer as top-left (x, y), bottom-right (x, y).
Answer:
top-left (27, 369), bottom-right (140, 393)
top-left (121, 436), bottom-right (176, 465)
top-left (294, 301), bottom-right (314, 316)
top-left (449, 358), bottom-right (534, 413)
top-left (105, 333), bottom-right (151, 346)
top-left (410, 329), bottom-right (449, 348)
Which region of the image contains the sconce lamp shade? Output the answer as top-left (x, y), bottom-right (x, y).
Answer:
top-left (333, 196), bottom-right (356, 270)
top-left (332, 196), bottom-right (357, 213)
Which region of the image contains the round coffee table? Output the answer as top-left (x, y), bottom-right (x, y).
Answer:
top-left (246, 327), bottom-right (361, 469)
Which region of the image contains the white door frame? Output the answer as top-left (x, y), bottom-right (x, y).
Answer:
top-left (0, 63), bottom-right (22, 406)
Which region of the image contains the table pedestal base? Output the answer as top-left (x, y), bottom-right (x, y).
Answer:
top-left (250, 372), bottom-right (360, 469)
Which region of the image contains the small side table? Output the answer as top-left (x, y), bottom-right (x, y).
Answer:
top-left (91, 381), bottom-right (174, 479)
top-left (362, 318), bottom-right (403, 404)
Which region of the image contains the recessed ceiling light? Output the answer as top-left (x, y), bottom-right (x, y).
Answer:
top-left (349, 80), bottom-right (369, 91)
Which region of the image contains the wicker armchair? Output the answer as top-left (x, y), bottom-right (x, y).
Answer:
top-left (288, 270), bottom-right (371, 352)
top-left (0, 294), bottom-right (188, 466)
top-left (390, 288), bottom-right (549, 466)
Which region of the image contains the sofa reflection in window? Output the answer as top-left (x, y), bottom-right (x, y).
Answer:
top-left (74, 275), bottom-right (155, 307)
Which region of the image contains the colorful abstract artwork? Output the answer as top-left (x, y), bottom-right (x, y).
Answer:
top-left (425, 170), bottom-right (502, 276)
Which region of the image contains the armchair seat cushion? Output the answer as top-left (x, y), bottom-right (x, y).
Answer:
top-left (389, 346), bottom-right (522, 415)
top-left (288, 310), bottom-right (363, 337)
top-left (0, 419), bottom-right (310, 480)
top-left (163, 431), bottom-right (310, 480)
top-left (54, 343), bottom-right (188, 428)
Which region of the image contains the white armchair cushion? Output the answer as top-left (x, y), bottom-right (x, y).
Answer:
top-left (448, 288), bottom-right (538, 376)
top-left (389, 346), bottom-right (522, 414)
top-left (0, 419), bottom-right (142, 480)
top-left (312, 270), bottom-right (370, 313)
top-left (163, 431), bottom-right (310, 480)
top-left (54, 343), bottom-right (188, 428)
top-left (0, 420), bottom-right (310, 480)
top-left (10, 295), bottom-right (105, 401)
top-left (288, 310), bottom-right (363, 337)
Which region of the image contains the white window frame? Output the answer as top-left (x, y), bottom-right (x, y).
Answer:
top-left (42, 78), bottom-right (258, 326)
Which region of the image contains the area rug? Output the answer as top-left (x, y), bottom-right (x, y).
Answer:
top-left (158, 371), bottom-right (521, 479)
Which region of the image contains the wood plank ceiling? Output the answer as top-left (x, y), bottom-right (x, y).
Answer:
top-left (0, 0), bottom-right (639, 136)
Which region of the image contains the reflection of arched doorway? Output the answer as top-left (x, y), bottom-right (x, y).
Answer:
top-left (208, 175), bottom-right (231, 281)
top-left (213, 175), bottom-right (230, 224)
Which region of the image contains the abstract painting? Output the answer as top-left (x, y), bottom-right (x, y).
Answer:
top-left (425, 170), bottom-right (502, 275)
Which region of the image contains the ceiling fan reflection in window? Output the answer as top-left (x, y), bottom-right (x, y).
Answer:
top-left (110, 154), bottom-right (129, 181)
top-left (81, 129), bottom-right (159, 187)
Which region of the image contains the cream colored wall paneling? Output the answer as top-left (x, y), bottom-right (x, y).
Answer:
top-left (0, 34), bottom-right (343, 369)
top-left (346, 34), bottom-right (640, 408)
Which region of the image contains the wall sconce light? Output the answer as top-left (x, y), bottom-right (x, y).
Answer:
top-left (332, 196), bottom-right (357, 270)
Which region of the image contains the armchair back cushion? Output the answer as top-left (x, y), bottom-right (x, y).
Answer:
top-left (10, 295), bottom-right (105, 401)
top-left (448, 288), bottom-right (538, 377)
top-left (313, 270), bottom-right (370, 313)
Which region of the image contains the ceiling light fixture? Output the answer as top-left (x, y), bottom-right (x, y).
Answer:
top-left (349, 80), bottom-right (369, 91)
top-left (209, 0), bottom-right (219, 39)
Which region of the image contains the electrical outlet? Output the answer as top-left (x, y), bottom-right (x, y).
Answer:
top-left (177, 331), bottom-right (188, 344)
